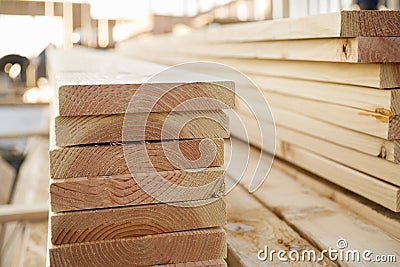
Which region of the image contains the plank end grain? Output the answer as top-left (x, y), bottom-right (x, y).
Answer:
top-left (49, 228), bottom-right (227, 267)
top-left (341, 10), bottom-right (400, 37)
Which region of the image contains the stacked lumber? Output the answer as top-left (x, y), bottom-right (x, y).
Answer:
top-left (46, 48), bottom-right (234, 266)
top-left (116, 10), bottom-right (400, 213)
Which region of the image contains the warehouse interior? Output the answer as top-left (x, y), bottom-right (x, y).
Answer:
top-left (1, 0), bottom-right (400, 266)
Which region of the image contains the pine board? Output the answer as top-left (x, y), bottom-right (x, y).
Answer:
top-left (47, 48), bottom-right (235, 116)
top-left (272, 159), bottom-right (400, 241)
top-left (232, 104), bottom-right (398, 163)
top-left (116, 43), bottom-right (400, 89)
top-left (225, 179), bottom-right (333, 266)
top-left (1, 137), bottom-right (49, 267)
top-left (50, 167), bottom-right (225, 212)
top-left (50, 138), bottom-right (224, 179)
top-left (228, 138), bottom-right (400, 266)
top-left (48, 228), bottom-right (227, 267)
top-left (235, 107), bottom-right (400, 186)
top-left (50, 198), bottom-right (226, 245)
top-left (230, 115), bottom-right (400, 212)
top-left (146, 11), bottom-right (400, 43)
top-left (131, 35), bottom-right (400, 63)
top-left (240, 90), bottom-right (399, 140)
top-left (55, 110), bottom-right (229, 146)
top-left (247, 74), bottom-right (400, 116)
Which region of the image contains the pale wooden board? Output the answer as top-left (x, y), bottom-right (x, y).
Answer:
top-left (230, 113), bottom-right (400, 212)
top-left (247, 74), bottom-right (400, 116)
top-left (130, 35), bottom-right (400, 63)
top-left (55, 110), bottom-right (229, 146)
top-left (1, 137), bottom-right (49, 267)
top-left (0, 156), bottom-right (15, 204)
top-left (225, 179), bottom-right (334, 266)
top-left (141, 11), bottom-right (400, 43)
top-left (50, 167), bottom-right (225, 212)
top-left (117, 43), bottom-right (400, 89)
top-left (49, 228), bottom-right (227, 267)
top-left (50, 138), bottom-right (224, 179)
top-left (234, 107), bottom-right (400, 186)
top-left (228, 138), bottom-right (400, 266)
top-left (248, 90), bottom-right (397, 140)
top-left (232, 104), bottom-right (397, 163)
top-left (51, 198), bottom-right (226, 245)
top-left (47, 48), bottom-right (235, 116)
top-left (272, 158), bottom-right (400, 241)
top-left (0, 204), bottom-right (48, 223)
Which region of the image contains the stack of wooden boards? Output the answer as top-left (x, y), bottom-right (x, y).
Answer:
top-left (46, 48), bottom-right (235, 266)
top-left (116, 10), bottom-right (400, 213)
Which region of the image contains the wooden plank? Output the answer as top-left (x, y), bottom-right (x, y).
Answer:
top-left (272, 159), bottom-right (400, 241)
top-left (55, 110), bottom-right (229, 146)
top-left (276, 124), bottom-right (400, 187)
top-left (258, 91), bottom-right (398, 139)
top-left (0, 204), bottom-right (48, 223)
top-left (228, 138), bottom-right (400, 266)
top-left (247, 74), bottom-right (400, 116)
top-left (235, 104), bottom-right (400, 186)
top-left (0, 156), bottom-right (15, 204)
top-left (50, 138), bottom-right (224, 179)
top-left (49, 228), bottom-right (227, 267)
top-left (47, 48), bottom-right (235, 116)
top-left (1, 137), bottom-right (50, 267)
top-left (116, 43), bottom-right (400, 89)
top-left (230, 114), bottom-right (400, 212)
top-left (167, 11), bottom-right (400, 42)
top-left (225, 179), bottom-right (334, 266)
top-left (50, 167), bottom-right (225, 212)
top-left (51, 198), bottom-right (226, 245)
top-left (131, 35), bottom-right (400, 63)
top-left (233, 104), bottom-right (398, 163)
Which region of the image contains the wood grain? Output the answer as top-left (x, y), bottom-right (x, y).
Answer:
top-left (230, 114), bottom-right (400, 212)
top-left (47, 48), bottom-right (235, 116)
top-left (233, 104), bottom-right (397, 163)
top-left (130, 35), bottom-right (400, 63)
top-left (248, 74), bottom-right (400, 116)
top-left (272, 158), bottom-right (400, 241)
top-left (228, 138), bottom-right (400, 266)
top-left (341, 10), bottom-right (400, 37)
top-left (252, 91), bottom-right (398, 140)
top-left (55, 110), bottom-right (229, 146)
top-left (234, 109), bottom-right (400, 186)
top-left (50, 168), bottom-right (225, 212)
top-left (49, 228), bottom-right (227, 267)
top-left (117, 43), bottom-right (400, 89)
top-left (1, 137), bottom-right (49, 267)
top-left (50, 138), bottom-right (224, 179)
top-left (143, 11), bottom-right (400, 43)
top-left (225, 179), bottom-right (333, 266)
top-left (50, 198), bottom-right (226, 245)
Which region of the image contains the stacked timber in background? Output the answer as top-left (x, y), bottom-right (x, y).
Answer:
top-left (116, 10), bottom-right (400, 213)
top-left (46, 48), bottom-right (234, 266)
